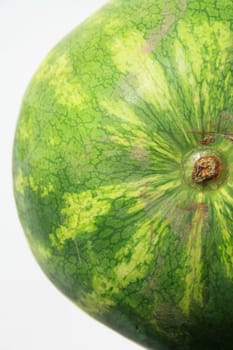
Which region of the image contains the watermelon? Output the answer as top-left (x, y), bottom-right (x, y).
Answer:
top-left (13, 0), bottom-right (233, 349)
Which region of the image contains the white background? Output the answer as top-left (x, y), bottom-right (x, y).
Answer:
top-left (0, 1), bottom-right (143, 349)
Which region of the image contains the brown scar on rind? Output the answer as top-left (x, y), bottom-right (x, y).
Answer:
top-left (192, 156), bottom-right (222, 184)
top-left (142, 1), bottom-right (187, 54)
top-left (199, 134), bottom-right (215, 145)
top-left (150, 224), bottom-right (154, 241)
top-left (177, 202), bottom-right (208, 212)
top-left (176, 202), bottom-right (209, 229)
top-left (224, 134), bottom-right (233, 142)
top-left (199, 132), bottom-right (233, 144)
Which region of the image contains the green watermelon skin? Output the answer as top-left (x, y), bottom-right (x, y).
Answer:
top-left (13, 0), bottom-right (233, 349)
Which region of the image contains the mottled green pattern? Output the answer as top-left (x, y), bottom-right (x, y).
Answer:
top-left (13, 0), bottom-right (233, 349)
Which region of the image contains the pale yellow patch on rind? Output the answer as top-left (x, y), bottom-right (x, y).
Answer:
top-left (174, 19), bottom-right (232, 127)
top-left (35, 53), bottom-right (85, 109)
top-left (49, 190), bottom-right (111, 249)
top-left (78, 275), bottom-right (117, 314)
top-left (179, 193), bottom-right (206, 315)
top-left (214, 188), bottom-right (233, 278)
top-left (101, 96), bottom-right (143, 126)
top-left (114, 219), bottom-right (161, 285)
top-left (15, 169), bottom-right (54, 197)
top-left (49, 182), bottom-right (146, 250)
top-left (110, 30), bottom-right (173, 112)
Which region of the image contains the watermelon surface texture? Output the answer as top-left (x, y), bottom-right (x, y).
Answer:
top-left (13, 0), bottom-right (233, 349)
